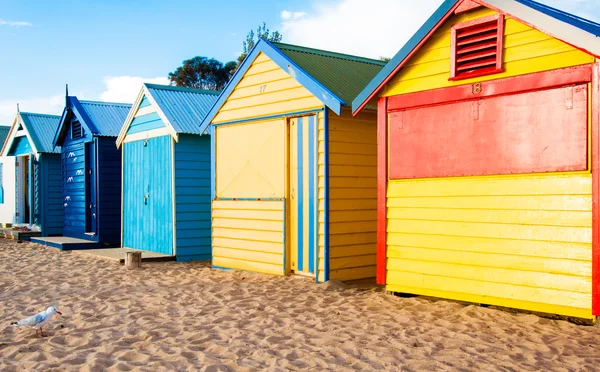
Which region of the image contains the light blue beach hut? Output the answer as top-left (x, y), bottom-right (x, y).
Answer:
top-left (116, 83), bottom-right (218, 261)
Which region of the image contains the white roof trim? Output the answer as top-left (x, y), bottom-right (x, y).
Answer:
top-left (484, 0), bottom-right (600, 58)
top-left (1, 113), bottom-right (41, 160)
top-left (116, 85), bottom-right (179, 148)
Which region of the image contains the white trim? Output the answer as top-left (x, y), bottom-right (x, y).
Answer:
top-left (171, 136), bottom-right (177, 257)
top-left (1, 114), bottom-right (40, 160)
top-left (144, 88), bottom-right (180, 143)
top-left (120, 133), bottom-right (124, 248)
top-left (484, 0), bottom-right (600, 58)
top-left (123, 127), bottom-right (172, 143)
top-left (116, 87), bottom-right (145, 148)
top-left (116, 85), bottom-right (179, 148)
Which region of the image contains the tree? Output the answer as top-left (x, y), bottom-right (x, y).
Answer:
top-left (380, 57), bottom-right (391, 63)
top-left (168, 56), bottom-right (236, 91)
top-left (237, 22), bottom-right (282, 66)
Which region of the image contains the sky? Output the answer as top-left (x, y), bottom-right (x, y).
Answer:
top-left (0, 0), bottom-right (599, 125)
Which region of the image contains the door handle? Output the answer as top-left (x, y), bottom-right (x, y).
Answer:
top-left (144, 194), bottom-right (149, 205)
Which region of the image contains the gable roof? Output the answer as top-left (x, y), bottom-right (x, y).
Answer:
top-left (199, 39), bottom-right (386, 132)
top-left (1, 112), bottom-right (61, 158)
top-left (54, 96), bottom-right (131, 146)
top-left (116, 83), bottom-right (220, 147)
top-left (352, 0), bottom-right (600, 114)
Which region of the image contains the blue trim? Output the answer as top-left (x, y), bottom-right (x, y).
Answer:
top-left (282, 199), bottom-right (287, 276)
top-left (351, 0), bottom-right (458, 114)
top-left (55, 96), bottom-right (99, 146)
top-left (212, 265), bottom-right (233, 271)
top-left (211, 109), bottom-right (325, 127)
top-left (210, 126), bottom-right (216, 201)
top-left (215, 197), bottom-right (285, 201)
top-left (352, 0), bottom-right (600, 114)
top-left (323, 108), bottom-right (330, 282)
top-left (199, 39), bottom-right (344, 134)
top-left (308, 115), bottom-right (315, 274)
top-left (297, 117), bottom-right (304, 272)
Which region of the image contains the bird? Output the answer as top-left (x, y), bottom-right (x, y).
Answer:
top-left (11, 306), bottom-right (62, 338)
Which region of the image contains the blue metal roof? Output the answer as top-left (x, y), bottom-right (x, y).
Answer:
top-left (79, 100), bottom-right (132, 137)
top-left (145, 84), bottom-right (220, 134)
top-left (352, 0), bottom-right (600, 114)
top-left (0, 125), bottom-right (11, 150)
top-left (516, 0), bottom-right (600, 36)
top-left (20, 112), bottom-right (61, 153)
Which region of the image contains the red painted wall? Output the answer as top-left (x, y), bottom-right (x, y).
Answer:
top-left (389, 84), bottom-right (588, 180)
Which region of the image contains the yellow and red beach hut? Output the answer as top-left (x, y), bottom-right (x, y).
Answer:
top-left (353, 0), bottom-right (600, 319)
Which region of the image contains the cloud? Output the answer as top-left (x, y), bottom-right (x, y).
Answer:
top-left (280, 0), bottom-right (441, 59)
top-left (0, 95), bottom-right (64, 126)
top-left (281, 10), bottom-right (306, 21)
top-left (99, 76), bottom-right (170, 103)
top-left (280, 0), bottom-right (600, 60)
top-left (0, 19), bottom-right (32, 27)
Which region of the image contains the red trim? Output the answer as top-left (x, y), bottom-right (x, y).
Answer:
top-left (353, 0), bottom-right (465, 115)
top-left (388, 65), bottom-right (593, 111)
top-left (450, 14), bottom-right (504, 80)
top-left (592, 63), bottom-right (600, 316)
top-left (455, 0), bottom-right (482, 14)
top-left (376, 97), bottom-right (388, 285)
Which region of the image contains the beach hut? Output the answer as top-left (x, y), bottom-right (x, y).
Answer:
top-left (0, 111), bottom-right (62, 239)
top-left (39, 95), bottom-right (130, 248)
top-left (352, 0), bottom-right (600, 319)
top-left (200, 40), bottom-right (385, 282)
top-left (115, 84), bottom-right (219, 261)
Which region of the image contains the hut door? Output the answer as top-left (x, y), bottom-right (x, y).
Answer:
top-left (85, 142), bottom-right (97, 234)
top-left (288, 115), bottom-right (317, 276)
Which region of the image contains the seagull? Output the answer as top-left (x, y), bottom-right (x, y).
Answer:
top-left (11, 306), bottom-right (62, 337)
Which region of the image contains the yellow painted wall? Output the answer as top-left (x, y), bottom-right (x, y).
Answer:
top-left (386, 174), bottom-right (593, 319)
top-left (212, 200), bottom-right (286, 276)
top-left (213, 52), bottom-right (323, 124)
top-left (380, 7), bottom-right (595, 97)
top-left (215, 119), bottom-right (286, 198)
top-left (318, 108), bottom-right (378, 281)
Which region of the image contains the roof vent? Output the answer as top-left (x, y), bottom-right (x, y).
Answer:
top-left (450, 14), bottom-right (504, 81)
top-left (71, 121), bottom-right (83, 139)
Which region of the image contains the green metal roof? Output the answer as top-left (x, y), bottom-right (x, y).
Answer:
top-left (271, 42), bottom-right (386, 109)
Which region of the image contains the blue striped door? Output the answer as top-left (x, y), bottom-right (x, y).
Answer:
top-left (123, 136), bottom-right (173, 255)
top-left (290, 115), bottom-right (317, 274)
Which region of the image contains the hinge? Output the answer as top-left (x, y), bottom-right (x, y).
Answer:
top-left (15, 162), bottom-right (19, 166)
top-left (15, 212), bottom-right (19, 217)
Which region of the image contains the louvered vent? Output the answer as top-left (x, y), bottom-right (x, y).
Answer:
top-left (72, 121), bottom-right (83, 139)
top-left (450, 14), bottom-right (504, 80)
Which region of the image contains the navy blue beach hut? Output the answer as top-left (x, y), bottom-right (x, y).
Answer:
top-left (116, 83), bottom-right (218, 261)
top-left (48, 95), bottom-right (130, 247)
top-left (0, 110), bottom-right (63, 239)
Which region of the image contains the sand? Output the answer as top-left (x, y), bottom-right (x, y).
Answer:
top-left (1, 240), bottom-right (599, 371)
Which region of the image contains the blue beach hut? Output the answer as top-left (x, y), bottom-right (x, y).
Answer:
top-left (116, 83), bottom-right (218, 261)
top-left (0, 110), bottom-right (63, 239)
top-left (36, 95), bottom-right (131, 249)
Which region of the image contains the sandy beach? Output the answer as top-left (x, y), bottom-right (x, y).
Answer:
top-left (1, 239), bottom-right (599, 371)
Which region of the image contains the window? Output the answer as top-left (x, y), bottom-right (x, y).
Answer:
top-left (450, 14), bottom-right (504, 81)
top-left (71, 121), bottom-right (83, 139)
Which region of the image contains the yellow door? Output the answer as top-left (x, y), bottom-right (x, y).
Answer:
top-left (288, 115), bottom-right (317, 276)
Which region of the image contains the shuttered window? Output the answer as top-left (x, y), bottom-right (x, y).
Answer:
top-left (450, 14), bottom-right (504, 80)
top-left (72, 121), bottom-right (83, 139)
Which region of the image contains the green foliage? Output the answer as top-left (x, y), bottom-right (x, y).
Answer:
top-left (237, 22), bottom-right (283, 66)
top-left (380, 57), bottom-right (391, 62)
top-left (168, 56), bottom-right (236, 91)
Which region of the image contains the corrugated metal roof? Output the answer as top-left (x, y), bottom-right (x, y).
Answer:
top-left (272, 42), bottom-right (386, 107)
top-left (353, 0), bottom-right (600, 114)
top-left (79, 100), bottom-right (132, 137)
top-left (145, 84), bottom-right (219, 134)
top-left (0, 125), bottom-right (10, 150)
top-left (20, 112), bottom-right (61, 153)
top-left (515, 0), bottom-right (600, 36)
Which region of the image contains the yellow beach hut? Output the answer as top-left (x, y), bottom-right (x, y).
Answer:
top-left (353, 0), bottom-right (600, 319)
top-left (200, 40), bottom-right (386, 282)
